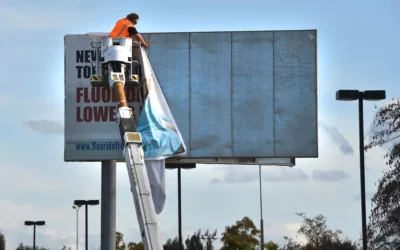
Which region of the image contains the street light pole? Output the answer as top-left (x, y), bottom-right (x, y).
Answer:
top-left (358, 92), bottom-right (367, 250)
top-left (336, 89), bottom-right (386, 250)
top-left (85, 204), bottom-right (88, 250)
top-left (73, 205), bottom-right (81, 250)
top-left (165, 163), bottom-right (196, 250)
top-left (33, 224), bottom-right (36, 250)
top-left (24, 221), bottom-right (45, 250)
top-left (74, 200), bottom-right (100, 250)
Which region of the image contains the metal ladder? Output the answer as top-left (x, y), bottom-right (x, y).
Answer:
top-left (121, 130), bottom-right (164, 250)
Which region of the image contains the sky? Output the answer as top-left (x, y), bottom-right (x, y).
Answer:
top-left (0, 0), bottom-right (399, 249)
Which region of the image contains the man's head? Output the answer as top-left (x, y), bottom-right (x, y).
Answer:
top-left (127, 13), bottom-right (139, 24)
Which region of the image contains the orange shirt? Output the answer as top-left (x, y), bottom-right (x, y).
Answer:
top-left (109, 18), bottom-right (135, 38)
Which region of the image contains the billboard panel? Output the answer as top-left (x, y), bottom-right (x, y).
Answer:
top-left (64, 30), bottom-right (317, 164)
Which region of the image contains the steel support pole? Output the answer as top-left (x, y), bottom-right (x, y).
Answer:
top-left (33, 224), bottom-right (36, 250)
top-left (259, 165), bottom-right (264, 250)
top-left (178, 167), bottom-right (182, 250)
top-left (85, 204), bottom-right (88, 250)
top-left (358, 94), bottom-right (367, 250)
top-left (76, 209), bottom-right (79, 250)
top-left (101, 160), bottom-right (117, 250)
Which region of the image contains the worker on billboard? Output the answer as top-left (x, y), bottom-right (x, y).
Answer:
top-left (109, 13), bottom-right (148, 47)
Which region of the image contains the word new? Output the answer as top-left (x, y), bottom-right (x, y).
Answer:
top-left (76, 50), bottom-right (98, 79)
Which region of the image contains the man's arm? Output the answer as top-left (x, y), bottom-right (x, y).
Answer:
top-left (128, 27), bottom-right (148, 47)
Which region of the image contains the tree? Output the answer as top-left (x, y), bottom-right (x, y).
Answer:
top-left (183, 229), bottom-right (218, 250)
top-left (127, 242), bottom-right (144, 250)
top-left (116, 231), bottom-right (127, 250)
top-left (220, 216), bottom-right (261, 250)
top-left (281, 236), bottom-right (301, 250)
top-left (163, 237), bottom-right (183, 250)
top-left (264, 240), bottom-right (280, 250)
top-left (296, 212), bottom-right (343, 249)
top-left (200, 229), bottom-right (217, 250)
top-left (61, 245), bottom-right (72, 250)
top-left (116, 231), bottom-right (145, 250)
top-left (280, 213), bottom-right (357, 250)
top-left (15, 243), bottom-right (49, 250)
top-left (185, 229), bottom-right (203, 250)
top-left (16, 243), bottom-right (26, 250)
top-left (0, 231), bottom-right (5, 250)
top-left (365, 99), bottom-right (400, 249)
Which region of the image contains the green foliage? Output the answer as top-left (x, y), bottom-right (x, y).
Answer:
top-left (365, 98), bottom-right (400, 249)
top-left (15, 243), bottom-right (49, 250)
top-left (281, 237), bottom-right (301, 250)
top-left (281, 213), bottom-right (358, 250)
top-left (201, 229), bottom-right (218, 250)
top-left (61, 245), bottom-right (72, 250)
top-left (0, 231), bottom-right (5, 250)
top-left (163, 237), bottom-right (184, 250)
top-left (220, 216), bottom-right (261, 250)
top-left (264, 240), bottom-right (280, 250)
top-left (116, 212), bottom-right (358, 250)
top-left (296, 212), bottom-right (342, 248)
top-left (116, 231), bottom-right (144, 250)
top-left (185, 229), bottom-right (203, 250)
top-left (184, 229), bottom-right (217, 250)
top-left (116, 231), bottom-right (127, 250)
top-left (127, 242), bottom-right (144, 250)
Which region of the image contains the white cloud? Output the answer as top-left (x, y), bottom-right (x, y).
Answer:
top-left (1, 96), bottom-right (64, 123)
top-left (211, 165), bottom-right (308, 184)
top-left (22, 120), bottom-right (64, 135)
top-left (0, 163), bottom-right (67, 193)
top-left (283, 223), bottom-right (308, 244)
top-left (320, 123), bottom-right (354, 155)
top-left (312, 169), bottom-right (351, 182)
top-left (210, 178), bottom-right (222, 184)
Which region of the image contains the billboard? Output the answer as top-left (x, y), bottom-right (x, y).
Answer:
top-left (64, 30), bottom-right (317, 165)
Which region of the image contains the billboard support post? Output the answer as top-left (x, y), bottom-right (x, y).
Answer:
top-left (101, 160), bottom-right (117, 250)
top-left (178, 166), bottom-right (182, 250)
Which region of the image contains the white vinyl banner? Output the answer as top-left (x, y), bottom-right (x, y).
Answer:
top-left (136, 45), bottom-right (186, 213)
top-left (137, 45), bottom-right (187, 160)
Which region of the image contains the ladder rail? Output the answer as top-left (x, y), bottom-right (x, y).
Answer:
top-left (123, 135), bottom-right (164, 250)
